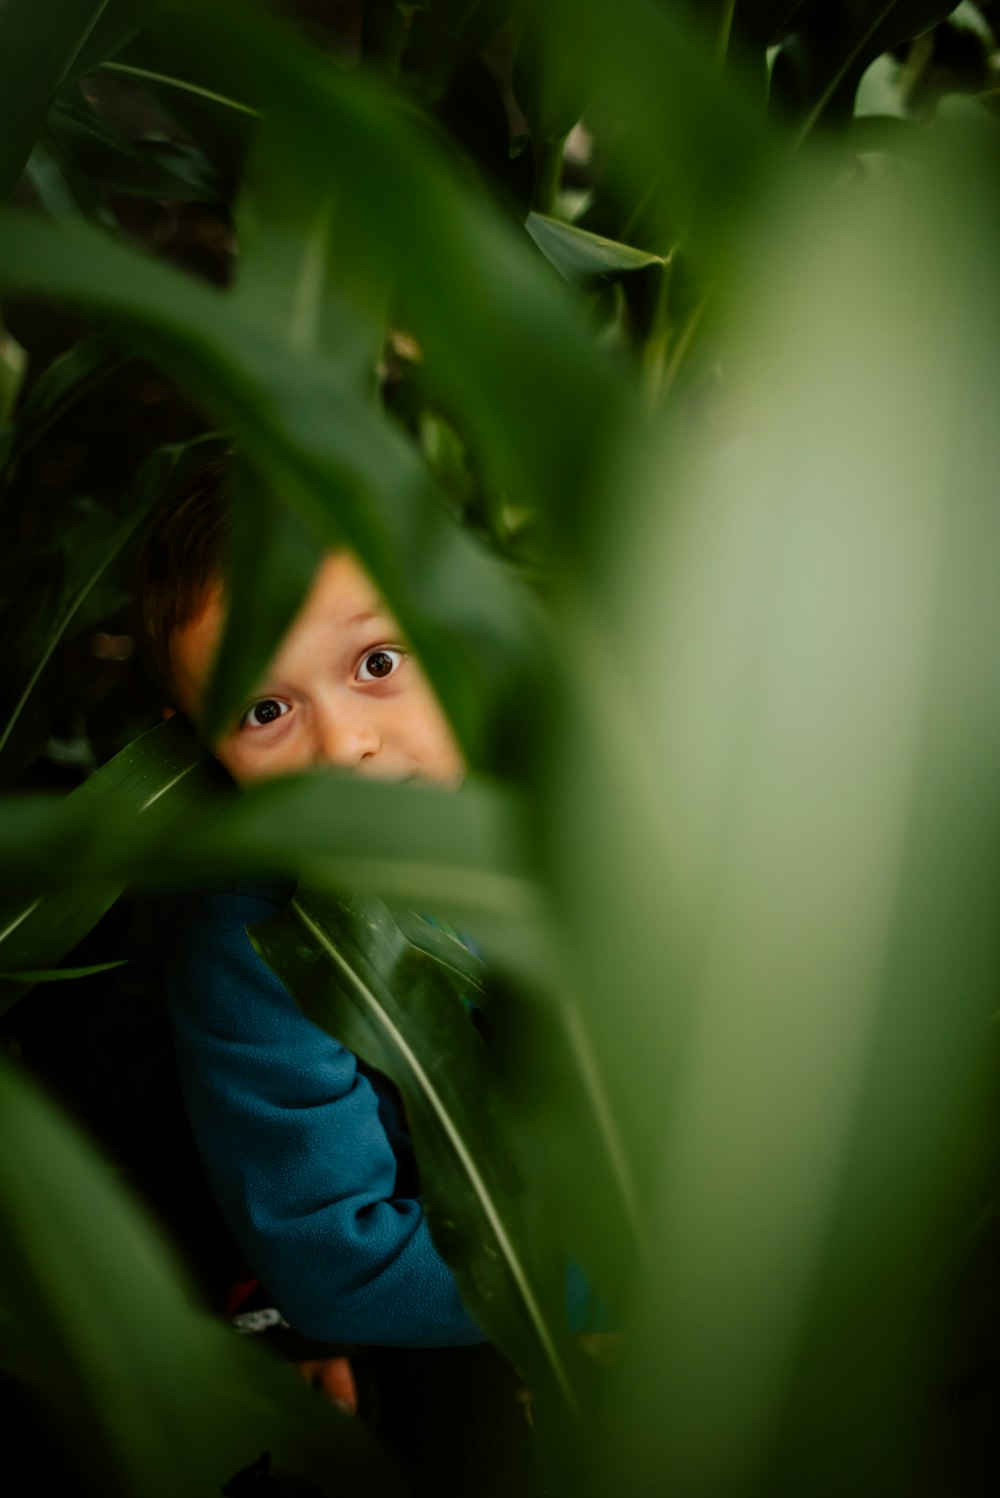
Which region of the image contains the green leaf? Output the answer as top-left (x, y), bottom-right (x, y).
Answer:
top-left (0, 316), bottom-right (27, 427)
top-left (0, 0), bottom-right (154, 200)
top-left (25, 134), bottom-right (119, 228)
top-left (548, 120), bottom-right (1000, 1495)
top-left (251, 883), bottom-right (586, 1426)
top-left (526, 213), bottom-right (664, 289)
top-left (198, 459), bottom-right (324, 744)
top-left (0, 959), bottom-right (128, 981)
top-left (773, 1), bottom-right (964, 142)
top-left (0, 1052), bottom-right (403, 1498)
top-left (63, 0), bottom-right (158, 83)
top-left (5, 333), bottom-right (127, 476)
top-left (0, 433), bottom-right (221, 783)
top-left (0, 753), bottom-right (537, 948)
top-left (233, 113), bottom-right (388, 389)
top-left (104, 5), bottom-right (259, 179)
top-left (40, 88), bottom-right (224, 202)
top-left (0, 207), bottom-right (537, 767)
top-left (0, 714), bottom-right (220, 1014)
top-left (0, 506), bottom-right (144, 779)
top-left (181, 0), bottom-right (628, 555)
top-left (535, 0), bottom-right (774, 267)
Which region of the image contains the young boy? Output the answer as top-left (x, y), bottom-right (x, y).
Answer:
top-left (133, 467), bottom-right (489, 1371)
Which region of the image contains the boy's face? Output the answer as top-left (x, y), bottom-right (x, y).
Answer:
top-left (169, 552), bottom-right (465, 787)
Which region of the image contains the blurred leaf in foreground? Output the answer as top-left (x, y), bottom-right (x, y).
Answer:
top-left (0, 1051), bottom-right (402, 1498)
top-left (551, 114), bottom-right (1000, 1498)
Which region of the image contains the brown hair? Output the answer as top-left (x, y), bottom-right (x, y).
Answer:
top-left (132, 458), bottom-right (232, 701)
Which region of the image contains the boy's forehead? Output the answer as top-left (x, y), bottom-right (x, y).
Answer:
top-left (169, 552), bottom-right (391, 714)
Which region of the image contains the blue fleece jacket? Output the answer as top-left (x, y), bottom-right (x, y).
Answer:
top-left (166, 881), bottom-right (487, 1347)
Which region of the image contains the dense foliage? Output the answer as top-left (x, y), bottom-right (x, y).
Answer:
top-left (2, 1), bottom-right (1000, 1493)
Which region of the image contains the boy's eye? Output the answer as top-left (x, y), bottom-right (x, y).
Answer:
top-left (241, 698), bottom-right (290, 729)
top-left (357, 647), bottom-right (404, 682)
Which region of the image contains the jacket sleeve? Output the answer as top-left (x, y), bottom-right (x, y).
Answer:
top-left (166, 884), bottom-right (486, 1348)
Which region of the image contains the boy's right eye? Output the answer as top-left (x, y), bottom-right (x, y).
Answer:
top-left (241, 698), bottom-right (290, 729)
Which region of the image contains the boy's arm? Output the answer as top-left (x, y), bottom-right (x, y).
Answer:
top-left (166, 884), bottom-right (487, 1349)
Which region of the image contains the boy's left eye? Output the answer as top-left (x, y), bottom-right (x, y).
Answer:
top-left (356, 647), bottom-right (404, 682)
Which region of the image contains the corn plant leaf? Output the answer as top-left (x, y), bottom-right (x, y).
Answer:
top-left (172, 0), bottom-right (629, 552)
top-left (0, 433), bottom-right (226, 784)
top-left (0, 1052), bottom-right (403, 1498)
top-left (537, 0), bottom-right (774, 267)
top-left (198, 458), bottom-right (324, 744)
top-left (40, 88), bottom-right (224, 202)
top-left (546, 121), bottom-right (1000, 1496)
top-left (232, 112), bottom-right (388, 391)
top-left (250, 883), bottom-right (588, 1428)
top-left (5, 334), bottom-right (127, 475)
top-left (0, 504), bottom-right (145, 781)
top-left (775, 0), bottom-right (963, 140)
top-left (0, 206), bottom-right (535, 768)
top-left (0, 755), bottom-right (538, 964)
top-left (0, 0), bottom-right (154, 199)
top-left (25, 135), bottom-right (119, 228)
top-left (526, 212), bottom-right (664, 288)
top-left (0, 959), bottom-right (127, 981)
top-left (0, 714), bottom-right (221, 1015)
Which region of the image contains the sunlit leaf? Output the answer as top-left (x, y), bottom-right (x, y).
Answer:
top-left (545, 120), bottom-right (1000, 1497)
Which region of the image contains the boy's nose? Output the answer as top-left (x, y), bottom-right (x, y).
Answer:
top-left (312, 702), bottom-right (381, 771)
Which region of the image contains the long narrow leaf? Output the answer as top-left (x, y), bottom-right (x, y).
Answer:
top-left (0, 207), bottom-right (536, 766)
top-left (0, 0), bottom-right (153, 199)
top-left (251, 884), bottom-right (588, 1427)
top-left (0, 1052), bottom-right (403, 1498)
top-left (0, 714), bottom-right (220, 1014)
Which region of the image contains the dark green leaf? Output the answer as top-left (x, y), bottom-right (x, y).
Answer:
top-left (40, 89), bottom-right (224, 202)
top-left (526, 212), bottom-right (664, 289)
top-left (232, 113), bottom-right (388, 393)
top-left (64, 0), bottom-right (158, 82)
top-left (0, 207), bottom-right (538, 766)
top-left (0, 714), bottom-right (219, 1014)
top-left (0, 0), bottom-right (153, 199)
top-left (0, 1053), bottom-right (403, 1498)
top-left (199, 460), bottom-right (323, 743)
top-left (536, 0), bottom-right (774, 268)
top-left (0, 959), bottom-right (128, 981)
top-left (251, 883), bottom-right (586, 1425)
top-left (25, 133), bottom-right (118, 227)
top-left (5, 333), bottom-right (127, 475)
top-left (0, 435), bottom-right (219, 783)
top-left (0, 750), bottom-right (536, 949)
top-left (773, 0), bottom-right (963, 140)
top-left (181, 0), bottom-right (628, 556)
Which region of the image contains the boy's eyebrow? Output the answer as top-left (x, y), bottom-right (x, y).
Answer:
top-left (345, 609), bottom-right (386, 628)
